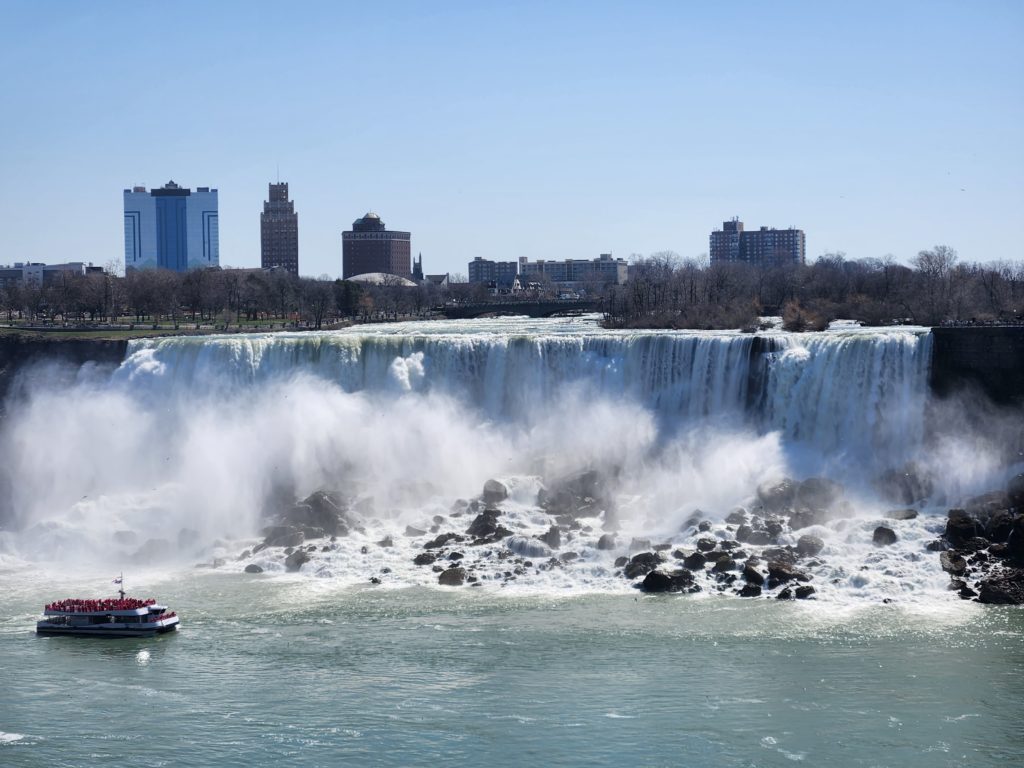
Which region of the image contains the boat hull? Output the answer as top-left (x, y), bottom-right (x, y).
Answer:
top-left (36, 624), bottom-right (178, 638)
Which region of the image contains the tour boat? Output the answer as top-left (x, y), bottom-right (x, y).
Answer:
top-left (36, 578), bottom-right (179, 638)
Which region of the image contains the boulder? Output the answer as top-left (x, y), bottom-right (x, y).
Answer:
top-left (683, 552), bottom-right (707, 570)
top-left (696, 537), bottom-right (718, 552)
top-left (757, 478), bottom-right (796, 512)
top-left (884, 508), bottom-right (919, 521)
top-left (945, 509), bottom-right (979, 545)
top-left (404, 526), bottom-right (426, 537)
top-left (939, 550), bottom-right (967, 576)
top-left (482, 479), bottom-right (508, 505)
top-left (540, 526), bottom-right (561, 550)
top-left (725, 508), bottom-right (747, 525)
top-left (976, 569), bottom-right (1024, 605)
top-left (263, 526), bottom-right (305, 549)
top-left (1008, 474), bottom-right (1024, 511)
top-left (767, 560), bottom-right (810, 588)
top-left (284, 490), bottom-right (353, 537)
top-left (624, 552), bottom-right (663, 580)
top-left (413, 552), bottom-right (437, 566)
top-left (376, 536), bottom-right (394, 548)
top-left (873, 526), bottom-right (898, 547)
top-left (639, 569), bottom-right (696, 593)
top-left (506, 535), bottom-right (552, 559)
top-left (738, 584), bottom-right (762, 598)
top-left (795, 477), bottom-right (842, 511)
top-left (597, 533), bottom-right (617, 551)
top-left (796, 535), bottom-right (824, 557)
top-left (284, 549), bottom-right (310, 572)
top-left (243, 564), bottom-right (263, 574)
top-left (712, 555), bottom-right (737, 573)
top-left (438, 567), bottom-right (467, 586)
top-left (985, 510), bottom-right (1015, 543)
top-left (424, 532), bottom-right (464, 549)
top-left (614, 556), bottom-right (628, 567)
top-left (876, 464), bottom-right (932, 505)
top-left (788, 508), bottom-right (823, 530)
top-left (630, 537), bottom-right (653, 553)
top-left (742, 563), bottom-right (765, 586)
top-left (466, 509), bottom-right (506, 539)
top-left (1006, 515), bottom-right (1024, 563)
top-left (794, 585), bottom-right (816, 599)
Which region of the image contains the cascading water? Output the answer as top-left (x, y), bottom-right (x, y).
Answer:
top-left (2, 316), bottom-right (998, 603)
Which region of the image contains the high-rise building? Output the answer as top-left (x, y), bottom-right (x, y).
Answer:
top-left (260, 182), bottom-right (299, 274)
top-left (710, 218), bottom-right (805, 265)
top-left (342, 212), bottom-right (411, 279)
top-left (123, 181), bottom-right (219, 271)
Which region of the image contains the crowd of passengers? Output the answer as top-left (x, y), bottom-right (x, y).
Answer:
top-left (45, 598), bottom-right (157, 613)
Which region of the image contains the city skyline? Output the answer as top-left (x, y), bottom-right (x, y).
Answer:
top-left (2, 2), bottom-right (1022, 277)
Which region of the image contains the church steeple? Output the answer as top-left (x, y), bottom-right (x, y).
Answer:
top-left (412, 252), bottom-right (424, 281)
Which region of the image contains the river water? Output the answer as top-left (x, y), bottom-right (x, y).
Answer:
top-left (0, 317), bottom-right (1021, 765)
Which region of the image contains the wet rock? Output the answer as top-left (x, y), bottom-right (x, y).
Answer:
top-left (742, 563), bottom-right (765, 586)
top-left (776, 587), bottom-right (794, 600)
top-left (630, 538), bottom-right (653, 553)
top-left (424, 532), bottom-right (465, 549)
top-left (696, 537), bottom-right (717, 552)
top-left (976, 569), bottom-right (1024, 605)
top-left (795, 477), bottom-right (843, 511)
top-left (725, 508), bottom-right (747, 525)
top-left (945, 509), bottom-right (979, 545)
top-left (540, 526), bottom-right (561, 550)
top-left (787, 508), bottom-right (823, 530)
top-left (884, 508), bottom-right (919, 521)
top-left (985, 510), bottom-right (1015, 543)
top-left (243, 564), bottom-right (263, 574)
top-left (447, 551), bottom-right (464, 561)
top-left (506, 536), bottom-right (552, 559)
top-left (614, 555), bottom-right (628, 567)
top-left (735, 524), bottom-right (753, 543)
top-left (597, 533), bottom-right (617, 551)
top-left (559, 552), bottom-right (579, 563)
top-left (762, 547), bottom-right (797, 565)
top-left (404, 526), bottom-right (426, 537)
top-left (1008, 474), bottom-right (1024, 511)
top-left (697, 521), bottom-right (712, 533)
top-left (541, 470), bottom-right (609, 518)
top-left (796, 535), bottom-right (824, 557)
top-left (413, 552), bottom-right (437, 566)
top-left (684, 552), bottom-right (708, 573)
top-left (624, 552), bottom-right (663, 580)
top-left (872, 526), bottom-right (898, 547)
top-left (287, 490), bottom-right (353, 537)
top-left (738, 583), bottom-right (762, 597)
top-left (639, 569), bottom-right (696, 593)
top-left (262, 526), bottom-right (305, 549)
top-left (794, 585), bottom-right (816, 599)
top-left (438, 567), bottom-right (467, 586)
top-left (926, 539), bottom-right (949, 552)
top-left (939, 550), bottom-right (967, 576)
top-left (652, 542), bottom-right (672, 552)
top-left (876, 464), bottom-right (932, 505)
top-left (712, 555), bottom-right (737, 573)
top-left (376, 536), bottom-right (394, 548)
top-left (284, 549), bottom-right (310, 572)
top-left (757, 479), bottom-right (796, 512)
top-left (466, 509), bottom-right (503, 538)
top-left (482, 479), bottom-right (508, 505)
top-left (767, 560), bottom-right (810, 588)
top-left (1007, 515), bottom-right (1024, 563)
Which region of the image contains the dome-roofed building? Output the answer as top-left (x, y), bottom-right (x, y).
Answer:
top-left (345, 272), bottom-right (418, 287)
top-left (342, 211), bottom-right (411, 279)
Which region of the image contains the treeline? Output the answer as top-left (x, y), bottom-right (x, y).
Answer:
top-left (604, 247), bottom-right (1024, 330)
top-left (0, 268), bottom-right (454, 329)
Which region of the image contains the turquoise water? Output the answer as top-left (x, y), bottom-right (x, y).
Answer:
top-left (2, 573), bottom-right (1022, 767)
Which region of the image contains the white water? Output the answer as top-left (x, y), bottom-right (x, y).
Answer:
top-left (0, 316), bottom-right (1012, 603)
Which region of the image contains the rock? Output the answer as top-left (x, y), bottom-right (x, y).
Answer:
top-left (482, 479), bottom-right (508, 505)
top-left (757, 479), bottom-right (796, 512)
top-left (872, 526), bottom-right (898, 546)
top-left (738, 584), bottom-right (762, 597)
top-left (1004, 515), bottom-right (1024, 563)
top-left (438, 567), bottom-right (467, 586)
top-left (639, 569), bottom-right (696, 593)
top-left (244, 564), bottom-right (263, 574)
top-left (788, 508), bottom-right (823, 530)
top-left (284, 549), bottom-right (310, 572)
top-left (776, 587), bottom-right (794, 600)
top-left (696, 537), bottom-right (717, 552)
top-left (939, 550), bottom-right (967, 576)
top-left (506, 535), bottom-right (552, 559)
top-left (597, 533), bottom-right (617, 551)
top-left (624, 552), bottom-right (663, 579)
top-left (976, 570), bottom-right (1024, 604)
top-left (629, 538), bottom-right (653, 553)
top-left (795, 477), bottom-right (842, 511)
top-left (985, 510), bottom-right (1015, 543)
top-left (926, 539), bottom-right (948, 552)
top-left (376, 536), bottom-right (394, 548)
top-left (683, 552), bottom-right (707, 570)
top-left (559, 552), bottom-right (579, 562)
top-left (794, 585), bottom-right (816, 599)
top-left (884, 508), bottom-right (919, 521)
top-left (404, 526), bottom-right (426, 537)
top-left (725, 508), bottom-right (747, 525)
top-left (467, 509), bottom-right (501, 537)
top-left (945, 509), bottom-right (979, 545)
top-left (697, 521), bottom-right (712, 533)
top-left (424, 532), bottom-right (464, 549)
top-left (614, 556), bottom-right (628, 567)
top-left (262, 525), bottom-right (305, 549)
top-left (540, 526), bottom-right (561, 550)
top-left (735, 524), bottom-right (753, 543)
top-left (767, 560), bottom-right (810, 588)
top-left (413, 552), bottom-right (437, 566)
top-left (745, 529), bottom-right (776, 546)
top-left (742, 563), bottom-right (765, 586)
top-left (712, 555), bottom-right (737, 573)
top-left (237, 549), bottom-right (251, 560)
top-left (762, 547), bottom-right (797, 565)
top-left (876, 464), bottom-right (932, 505)
top-left (796, 535), bottom-right (824, 557)
top-left (1008, 474), bottom-right (1024, 511)
top-left (286, 490), bottom-right (353, 537)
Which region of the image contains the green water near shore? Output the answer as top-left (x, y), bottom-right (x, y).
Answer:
top-left (1, 572), bottom-right (1022, 767)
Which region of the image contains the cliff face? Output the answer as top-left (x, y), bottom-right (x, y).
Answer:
top-left (0, 336), bottom-right (129, 407)
top-left (930, 327), bottom-right (1024, 405)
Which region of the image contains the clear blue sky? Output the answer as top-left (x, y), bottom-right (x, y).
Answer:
top-left (2, 0), bottom-right (1022, 277)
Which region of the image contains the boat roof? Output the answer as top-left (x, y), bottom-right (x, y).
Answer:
top-left (44, 606), bottom-right (167, 616)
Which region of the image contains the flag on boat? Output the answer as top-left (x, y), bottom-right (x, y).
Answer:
top-left (113, 577), bottom-right (122, 584)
